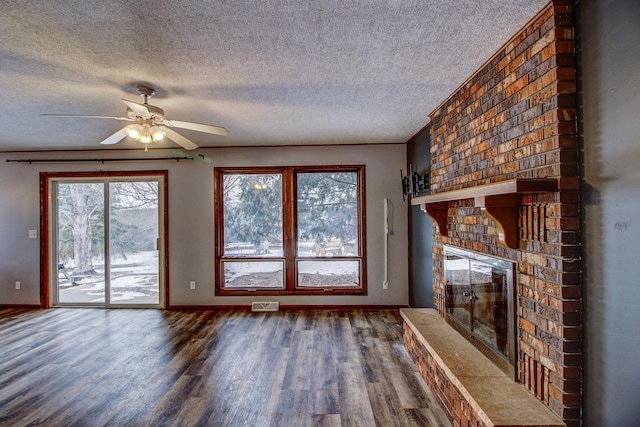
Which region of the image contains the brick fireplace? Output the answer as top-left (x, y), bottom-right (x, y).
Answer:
top-left (405, 1), bottom-right (581, 426)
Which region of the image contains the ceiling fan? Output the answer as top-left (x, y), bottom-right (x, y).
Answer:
top-left (41, 85), bottom-right (228, 150)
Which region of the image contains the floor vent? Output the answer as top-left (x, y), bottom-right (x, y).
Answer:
top-left (251, 302), bottom-right (280, 312)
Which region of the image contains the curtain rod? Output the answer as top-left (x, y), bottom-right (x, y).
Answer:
top-left (6, 156), bottom-right (193, 164)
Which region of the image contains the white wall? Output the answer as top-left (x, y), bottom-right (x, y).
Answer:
top-left (580, 0), bottom-right (640, 424)
top-left (0, 144), bottom-right (408, 307)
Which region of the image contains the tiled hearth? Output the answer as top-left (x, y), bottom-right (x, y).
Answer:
top-left (401, 309), bottom-right (565, 427)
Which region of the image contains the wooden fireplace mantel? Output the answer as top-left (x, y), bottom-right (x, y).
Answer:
top-left (411, 178), bottom-right (558, 249)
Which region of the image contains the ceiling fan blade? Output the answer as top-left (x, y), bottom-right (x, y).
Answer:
top-left (122, 99), bottom-right (151, 118)
top-left (100, 127), bottom-right (128, 145)
top-left (162, 119), bottom-right (228, 136)
top-left (163, 128), bottom-right (199, 150)
top-left (41, 114), bottom-right (133, 121)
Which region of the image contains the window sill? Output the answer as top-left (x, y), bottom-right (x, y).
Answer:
top-left (215, 288), bottom-right (367, 297)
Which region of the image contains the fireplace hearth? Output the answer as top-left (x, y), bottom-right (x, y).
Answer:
top-left (444, 245), bottom-right (516, 378)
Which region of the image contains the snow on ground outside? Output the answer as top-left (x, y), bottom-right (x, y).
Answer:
top-left (59, 251), bottom-right (159, 304)
top-left (222, 241), bottom-right (360, 288)
top-left (60, 246), bottom-right (361, 301)
top-left (223, 259), bottom-right (359, 288)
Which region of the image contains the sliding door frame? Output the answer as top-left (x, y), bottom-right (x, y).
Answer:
top-left (40, 170), bottom-right (169, 309)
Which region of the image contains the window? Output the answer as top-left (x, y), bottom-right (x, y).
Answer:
top-left (214, 166), bottom-right (366, 295)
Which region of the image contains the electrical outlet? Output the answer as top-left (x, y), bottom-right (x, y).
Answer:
top-left (190, 281), bottom-right (196, 290)
top-left (15, 281), bottom-right (21, 290)
top-left (28, 229), bottom-right (38, 239)
top-left (382, 281), bottom-right (389, 290)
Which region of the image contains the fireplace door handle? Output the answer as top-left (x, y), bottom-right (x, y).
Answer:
top-left (463, 290), bottom-right (479, 301)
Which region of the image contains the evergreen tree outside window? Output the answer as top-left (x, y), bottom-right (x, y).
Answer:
top-left (214, 166), bottom-right (366, 295)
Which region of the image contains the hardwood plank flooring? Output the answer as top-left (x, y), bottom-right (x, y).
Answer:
top-left (0, 308), bottom-right (451, 427)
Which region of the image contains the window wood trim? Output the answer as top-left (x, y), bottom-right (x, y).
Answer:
top-left (214, 165), bottom-right (366, 296)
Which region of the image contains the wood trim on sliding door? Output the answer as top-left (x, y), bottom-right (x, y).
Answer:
top-left (39, 170), bottom-right (169, 309)
top-left (39, 173), bottom-right (50, 308)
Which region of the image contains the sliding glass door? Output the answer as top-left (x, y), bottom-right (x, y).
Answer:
top-left (55, 182), bottom-right (106, 305)
top-left (50, 177), bottom-right (164, 308)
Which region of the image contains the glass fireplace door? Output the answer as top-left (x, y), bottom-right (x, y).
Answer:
top-left (444, 246), bottom-right (515, 375)
top-left (470, 261), bottom-right (510, 358)
top-left (445, 252), bottom-right (472, 328)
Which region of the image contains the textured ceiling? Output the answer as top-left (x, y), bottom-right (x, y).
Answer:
top-left (0, 0), bottom-right (547, 151)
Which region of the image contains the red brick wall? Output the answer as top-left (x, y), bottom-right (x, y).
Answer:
top-left (404, 323), bottom-right (489, 426)
top-left (426, 1), bottom-right (580, 425)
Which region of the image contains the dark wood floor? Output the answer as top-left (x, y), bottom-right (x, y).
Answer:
top-left (0, 308), bottom-right (450, 427)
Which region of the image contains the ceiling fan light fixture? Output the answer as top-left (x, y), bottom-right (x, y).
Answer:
top-left (139, 134), bottom-right (152, 144)
top-left (126, 125), bottom-right (142, 139)
top-left (151, 127), bottom-right (165, 142)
